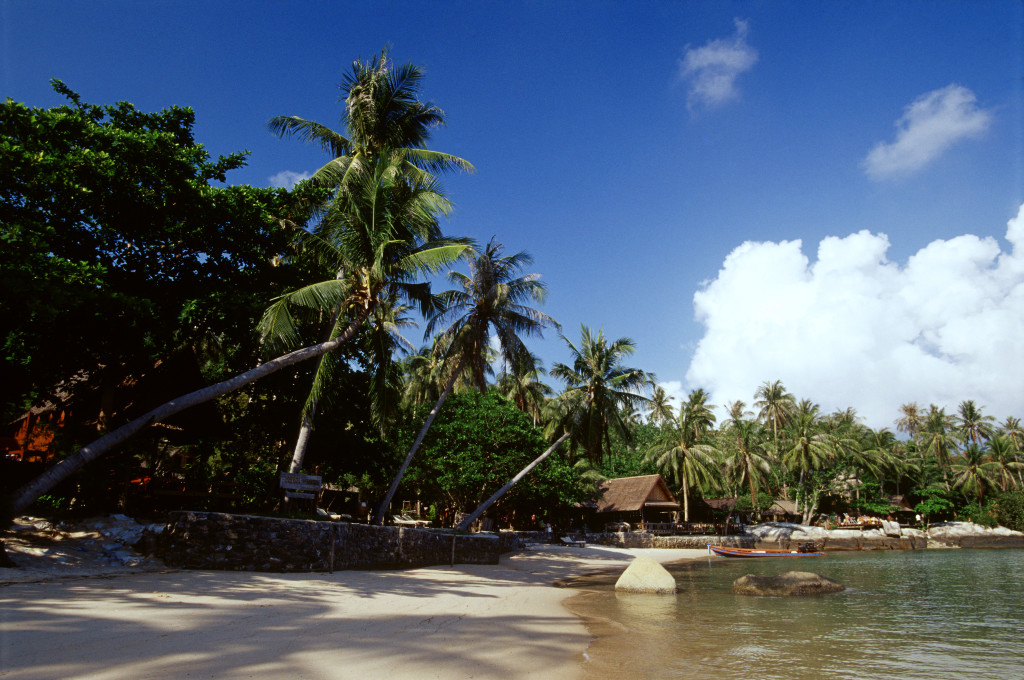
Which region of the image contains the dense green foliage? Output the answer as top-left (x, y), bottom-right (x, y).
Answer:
top-left (397, 391), bottom-right (586, 523)
top-left (0, 81), bottom-right (328, 424)
top-left (4, 66), bottom-right (1022, 532)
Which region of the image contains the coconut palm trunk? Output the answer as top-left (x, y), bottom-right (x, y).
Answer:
top-left (373, 356), bottom-right (467, 524)
top-left (10, 311), bottom-right (370, 516)
top-left (456, 432), bottom-right (570, 531)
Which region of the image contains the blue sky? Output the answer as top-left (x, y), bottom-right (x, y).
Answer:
top-left (4, 1), bottom-right (1023, 428)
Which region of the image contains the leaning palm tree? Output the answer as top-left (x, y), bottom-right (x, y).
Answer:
top-left (373, 239), bottom-right (559, 524)
top-left (260, 155), bottom-right (467, 474)
top-left (647, 389), bottom-right (721, 521)
top-left (269, 52), bottom-right (473, 474)
top-left (550, 325), bottom-right (653, 464)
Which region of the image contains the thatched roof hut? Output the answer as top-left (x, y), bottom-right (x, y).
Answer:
top-left (595, 474), bottom-right (680, 524)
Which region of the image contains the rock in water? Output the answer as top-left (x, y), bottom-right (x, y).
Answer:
top-left (732, 571), bottom-right (844, 596)
top-left (614, 555), bottom-right (677, 594)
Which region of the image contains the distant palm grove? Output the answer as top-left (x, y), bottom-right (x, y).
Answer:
top-left (2, 52), bottom-right (1022, 533)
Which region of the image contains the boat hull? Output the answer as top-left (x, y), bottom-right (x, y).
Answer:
top-left (707, 544), bottom-right (825, 558)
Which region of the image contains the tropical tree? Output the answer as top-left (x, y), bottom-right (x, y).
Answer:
top-left (259, 154), bottom-right (466, 474)
top-left (550, 326), bottom-right (653, 464)
top-left (645, 389), bottom-right (721, 521)
top-left (722, 418), bottom-right (771, 510)
top-left (646, 386), bottom-right (676, 427)
top-left (781, 400), bottom-right (834, 522)
top-left (268, 48), bottom-right (472, 192)
top-left (997, 417), bottom-right (1023, 451)
top-left (985, 435), bottom-right (1023, 492)
top-left (895, 402), bottom-right (924, 440)
top-left (950, 443), bottom-right (997, 503)
top-left (918, 405), bottom-right (958, 487)
top-left (754, 380), bottom-right (795, 456)
top-left (495, 351), bottom-right (553, 426)
top-left (268, 51), bottom-right (473, 474)
top-left (374, 239), bottom-right (558, 523)
top-left (955, 400), bottom-right (996, 445)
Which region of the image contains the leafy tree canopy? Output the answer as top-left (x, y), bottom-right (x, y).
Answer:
top-left (0, 81), bottom-right (328, 426)
top-left (398, 391), bottom-right (587, 519)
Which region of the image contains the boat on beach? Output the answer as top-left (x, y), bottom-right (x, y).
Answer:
top-left (707, 543), bottom-right (825, 558)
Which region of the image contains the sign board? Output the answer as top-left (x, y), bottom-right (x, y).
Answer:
top-left (280, 472), bottom-right (322, 495)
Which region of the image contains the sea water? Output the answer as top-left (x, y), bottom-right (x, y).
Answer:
top-left (565, 549), bottom-right (1024, 679)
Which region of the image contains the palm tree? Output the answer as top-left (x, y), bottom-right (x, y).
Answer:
top-left (781, 400), bottom-right (833, 521)
top-left (260, 155), bottom-right (466, 474)
top-left (646, 386), bottom-right (676, 427)
top-left (955, 400), bottom-right (996, 445)
top-left (998, 417), bottom-right (1023, 452)
top-left (918, 405), bottom-right (958, 487)
top-left (495, 351), bottom-right (552, 427)
top-left (986, 435), bottom-right (1023, 492)
top-left (722, 417), bottom-right (771, 512)
top-left (268, 48), bottom-right (472, 193)
top-left (895, 402), bottom-right (923, 439)
top-left (723, 400), bottom-right (753, 428)
top-left (550, 325), bottom-right (653, 464)
top-left (646, 389), bottom-right (720, 521)
top-left (754, 380), bottom-right (795, 456)
top-left (374, 239), bottom-right (558, 524)
top-left (268, 53), bottom-right (473, 474)
top-left (950, 443), bottom-right (997, 503)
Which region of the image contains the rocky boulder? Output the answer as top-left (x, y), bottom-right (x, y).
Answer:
top-left (614, 555), bottom-right (677, 594)
top-left (733, 570), bottom-right (844, 596)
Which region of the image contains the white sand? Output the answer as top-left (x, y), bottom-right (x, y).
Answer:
top-left (0, 544), bottom-right (707, 679)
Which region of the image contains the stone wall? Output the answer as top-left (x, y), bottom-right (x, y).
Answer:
top-left (158, 511), bottom-right (521, 572)
top-left (589, 521), bottom-right (1024, 551)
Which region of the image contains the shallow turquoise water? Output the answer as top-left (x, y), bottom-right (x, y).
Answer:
top-left (566, 549), bottom-right (1024, 679)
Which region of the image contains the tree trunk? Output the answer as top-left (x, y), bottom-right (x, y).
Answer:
top-left (287, 304), bottom-right (344, 475)
top-left (456, 433), bottom-right (570, 531)
top-left (10, 311), bottom-right (370, 516)
top-left (682, 468), bottom-right (690, 522)
top-left (373, 357), bottom-right (467, 525)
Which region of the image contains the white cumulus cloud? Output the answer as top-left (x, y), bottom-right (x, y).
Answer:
top-left (685, 204), bottom-right (1024, 429)
top-left (679, 18), bottom-right (758, 110)
top-left (269, 170), bottom-right (312, 189)
top-left (863, 84), bottom-right (993, 180)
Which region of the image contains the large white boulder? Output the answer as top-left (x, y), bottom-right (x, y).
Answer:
top-left (614, 555), bottom-right (677, 594)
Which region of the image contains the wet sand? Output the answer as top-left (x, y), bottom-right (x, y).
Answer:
top-left (0, 544), bottom-right (707, 679)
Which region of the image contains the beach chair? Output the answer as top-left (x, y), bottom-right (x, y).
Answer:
top-left (559, 536), bottom-right (586, 547)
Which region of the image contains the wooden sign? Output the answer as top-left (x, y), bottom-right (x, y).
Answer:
top-left (280, 472), bottom-right (322, 499)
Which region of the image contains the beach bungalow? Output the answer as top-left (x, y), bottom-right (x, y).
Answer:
top-left (593, 474), bottom-right (680, 528)
top-left (764, 499), bottom-right (800, 522)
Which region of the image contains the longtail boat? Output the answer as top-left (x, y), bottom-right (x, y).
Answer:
top-left (707, 543), bottom-right (825, 558)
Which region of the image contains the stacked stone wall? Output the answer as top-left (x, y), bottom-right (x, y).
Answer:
top-left (158, 512), bottom-right (517, 572)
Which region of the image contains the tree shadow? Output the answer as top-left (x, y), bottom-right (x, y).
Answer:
top-left (0, 557), bottom-right (602, 679)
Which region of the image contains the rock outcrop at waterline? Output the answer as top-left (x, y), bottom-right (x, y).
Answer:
top-left (614, 555), bottom-right (677, 594)
top-left (733, 571), bottom-right (845, 596)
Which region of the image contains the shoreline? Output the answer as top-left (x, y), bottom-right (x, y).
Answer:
top-left (0, 544), bottom-right (706, 680)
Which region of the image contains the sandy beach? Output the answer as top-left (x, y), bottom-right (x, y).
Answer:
top-left (0, 541), bottom-right (706, 680)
